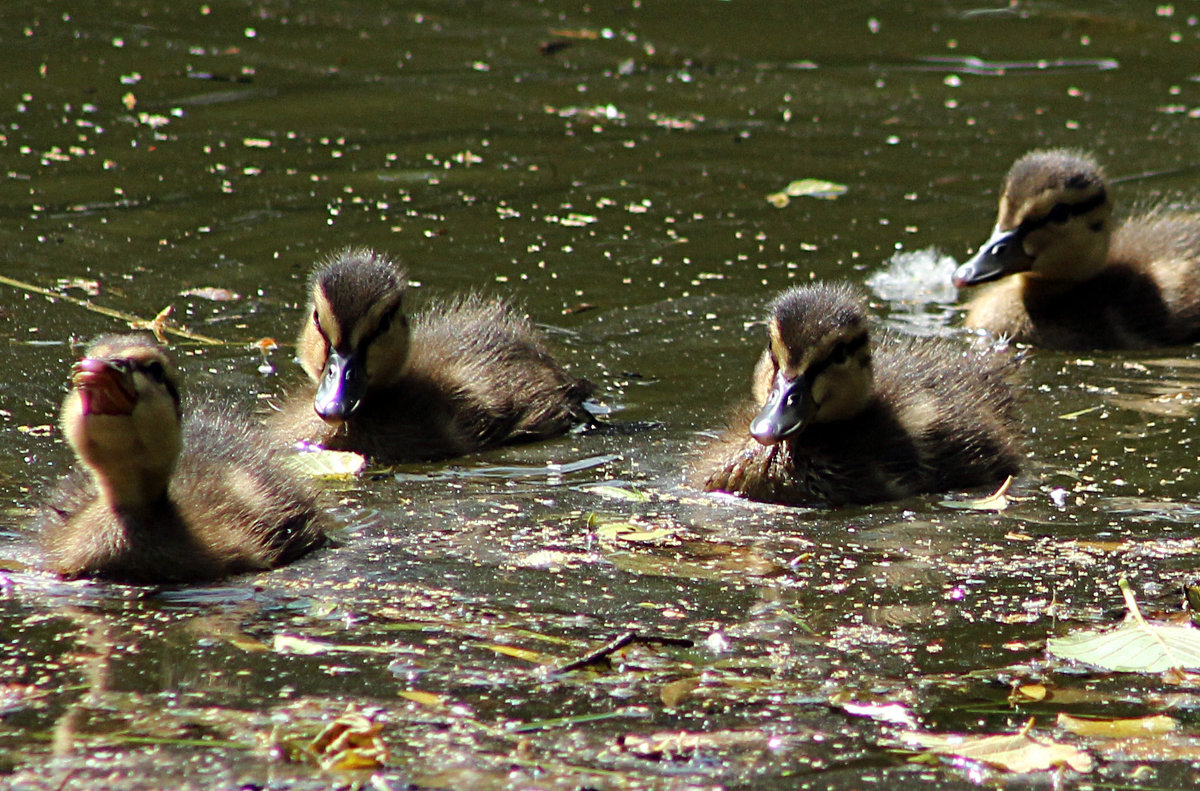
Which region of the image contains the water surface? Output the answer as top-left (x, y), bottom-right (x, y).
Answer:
top-left (3, 2), bottom-right (1200, 788)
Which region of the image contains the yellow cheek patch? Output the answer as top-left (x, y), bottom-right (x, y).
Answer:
top-left (313, 291), bottom-right (342, 348)
top-left (997, 195), bottom-right (1014, 228)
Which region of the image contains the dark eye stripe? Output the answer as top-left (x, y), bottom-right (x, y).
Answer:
top-left (133, 359), bottom-right (181, 408)
top-left (1020, 187), bottom-right (1107, 235)
top-left (806, 332), bottom-right (868, 380)
top-left (357, 300), bottom-right (405, 353)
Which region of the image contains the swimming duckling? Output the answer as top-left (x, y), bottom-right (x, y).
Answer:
top-left (696, 284), bottom-right (1022, 507)
top-left (953, 148), bottom-right (1200, 349)
top-left (270, 247), bottom-right (594, 461)
top-left (36, 334), bottom-right (326, 584)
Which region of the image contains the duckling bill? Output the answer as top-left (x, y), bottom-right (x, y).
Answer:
top-left (696, 284), bottom-right (1023, 507)
top-left (270, 248), bottom-right (594, 461)
top-left (954, 148), bottom-right (1200, 349)
top-left (36, 334), bottom-right (326, 584)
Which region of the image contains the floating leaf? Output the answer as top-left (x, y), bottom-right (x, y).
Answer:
top-left (768, 177), bottom-right (848, 207)
top-left (941, 476), bottom-right (1013, 511)
top-left (1014, 684), bottom-right (1047, 702)
top-left (579, 483), bottom-right (652, 502)
top-left (901, 725), bottom-right (1093, 773)
top-left (660, 677), bottom-right (701, 709)
top-left (835, 698), bottom-right (919, 729)
top-left (399, 690), bottom-right (447, 708)
top-left (1057, 713), bottom-right (1176, 738)
top-left (1047, 621), bottom-right (1200, 672)
top-left (594, 521), bottom-right (676, 542)
top-left (307, 705), bottom-right (388, 770)
top-left (273, 635), bottom-right (393, 655)
top-left (284, 449), bottom-right (367, 479)
top-left (180, 286), bottom-right (240, 301)
top-left (784, 178), bottom-right (848, 199)
top-left (274, 634), bottom-right (334, 655)
top-left (477, 643), bottom-right (548, 664)
top-left (511, 550), bottom-right (595, 570)
top-left (1047, 579), bottom-right (1200, 672)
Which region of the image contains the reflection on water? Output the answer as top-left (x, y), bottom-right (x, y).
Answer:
top-left (3, 1), bottom-right (1200, 788)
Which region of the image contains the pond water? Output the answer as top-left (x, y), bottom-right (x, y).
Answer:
top-left (3, 1), bottom-right (1200, 788)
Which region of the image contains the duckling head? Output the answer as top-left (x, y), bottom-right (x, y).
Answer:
top-left (953, 149), bottom-right (1113, 287)
top-left (749, 284), bottom-right (874, 445)
top-left (61, 334), bottom-right (183, 510)
top-left (298, 248), bottom-right (411, 424)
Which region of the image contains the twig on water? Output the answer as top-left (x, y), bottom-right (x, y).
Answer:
top-left (548, 630), bottom-right (694, 675)
top-left (0, 273), bottom-right (223, 345)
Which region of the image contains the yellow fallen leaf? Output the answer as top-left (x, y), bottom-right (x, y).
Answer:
top-left (594, 520), bottom-right (676, 542)
top-left (284, 449), bottom-right (367, 479)
top-left (1015, 684), bottom-right (1047, 702)
top-left (477, 643), bottom-right (547, 664)
top-left (902, 727), bottom-right (1093, 773)
top-left (308, 705), bottom-right (388, 770)
top-left (660, 677), bottom-right (701, 709)
top-left (399, 690), bottom-right (447, 708)
top-left (1058, 713), bottom-right (1176, 739)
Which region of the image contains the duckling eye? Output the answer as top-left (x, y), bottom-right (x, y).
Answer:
top-left (828, 342), bottom-right (848, 366)
top-left (1047, 203), bottom-right (1071, 224)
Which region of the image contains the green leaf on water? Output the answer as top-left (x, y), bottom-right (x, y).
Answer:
top-left (1047, 578), bottom-right (1200, 672)
top-left (578, 483), bottom-right (652, 502)
top-left (594, 521), bottom-right (676, 542)
top-left (784, 178), bottom-right (848, 198)
top-left (1048, 619), bottom-right (1200, 672)
top-left (767, 178), bottom-right (847, 207)
top-left (284, 449), bottom-right (367, 479)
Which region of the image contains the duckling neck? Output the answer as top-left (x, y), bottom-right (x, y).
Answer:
top-left (86, 461), bottom-right (175, 517)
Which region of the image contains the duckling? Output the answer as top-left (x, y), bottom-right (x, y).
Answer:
top-left (270, 247), bottom-right (594, 461)
top-left (696, 284), bottom-right (1022, 507)
top-left (36, 334), bottom-right (326, 584)
top-left (953, 148), bottom-right (1200, 349)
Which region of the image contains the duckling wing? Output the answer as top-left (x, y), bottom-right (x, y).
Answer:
top-left (868, 334), bottom-right (1023, 492)
top-left (173, 409), bottom-right (327, 570)
top-left (406, 294), bottom-right (594, 446)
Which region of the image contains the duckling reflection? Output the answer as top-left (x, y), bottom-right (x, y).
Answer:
top-left (697, 284), bottom-right (1023, 507)
top-left (270, 247), bottom-right (594, 461)
top-left (953, 148), bottom-right (1200, 349)
top-left (37, 334), bottom-right (326, 583)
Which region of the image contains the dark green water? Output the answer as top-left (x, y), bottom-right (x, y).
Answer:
top-left (3, 2), bottom-right (1200, 788)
